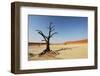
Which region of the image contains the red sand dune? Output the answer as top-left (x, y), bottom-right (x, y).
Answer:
top-left (64, 39), bottom-right (88, 44)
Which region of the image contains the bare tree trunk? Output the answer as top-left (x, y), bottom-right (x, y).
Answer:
top-left (39, 39), bottom-right (51, 56)
top-left (46, 40), bottom-right (50, 52)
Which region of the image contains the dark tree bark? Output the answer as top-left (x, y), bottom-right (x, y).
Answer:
top-left (46, 40), bottom-right (50, 51)
top-left (36, 22), bottom-right (57, 56)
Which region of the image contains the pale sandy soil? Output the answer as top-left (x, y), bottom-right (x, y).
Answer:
top-left (28, 43), bottom-right (88, 60)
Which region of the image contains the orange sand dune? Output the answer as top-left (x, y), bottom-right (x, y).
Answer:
top-left (64, 39), bottom-right (88, 44)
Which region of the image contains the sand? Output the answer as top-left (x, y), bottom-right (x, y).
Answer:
top-left (28, 43), bottom-right (88, 60)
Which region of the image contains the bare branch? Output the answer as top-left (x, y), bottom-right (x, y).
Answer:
top-left (50, 25), bottom-right (55, 29)
top-left (36, 22), bottom-right (57, 43)
top-left (36, 30), bottom-right (47, 42)
top-left (47, 23), bottom-right (54, 30)
top-left (51, 28), bottom-right (55, 32)
top-left (47, 22), bottom-right (56, 39)
top-left (50, 32), bottom-right (58, 38)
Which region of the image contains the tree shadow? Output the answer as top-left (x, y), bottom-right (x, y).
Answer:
top-left (54, 47), bottom-right (72, 52)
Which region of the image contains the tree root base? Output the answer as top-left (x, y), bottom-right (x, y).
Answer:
top-left (39, 50), bottom-right (59, 57)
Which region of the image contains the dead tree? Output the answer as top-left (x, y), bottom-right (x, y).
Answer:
top-left (36, 22), bottom-right (57, 55)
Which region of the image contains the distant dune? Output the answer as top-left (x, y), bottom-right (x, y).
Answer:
top-left (64, 39), bottom-right (88, 44)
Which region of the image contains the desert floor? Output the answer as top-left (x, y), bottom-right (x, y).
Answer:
top-left (28, 43), bottom-right (88, 60)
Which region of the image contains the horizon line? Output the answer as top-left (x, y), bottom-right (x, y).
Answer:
top-left (29, 38), bottom-right (88, 44)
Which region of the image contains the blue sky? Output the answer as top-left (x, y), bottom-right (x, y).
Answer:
top-left (28, 15), bottom-right (88, 43)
